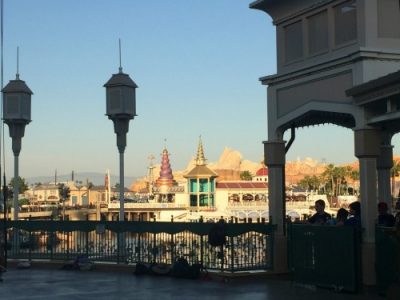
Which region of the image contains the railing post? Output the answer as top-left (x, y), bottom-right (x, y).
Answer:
top-left (85, 215), bottom-right (89, 257)
top-left (152, 227), bottom-right (157, 263)
top-left (117, 230), bottom-right (120, 264)
top-left (170, 216), bottom-right (175, 264)
top-left (230, 234), bottom-right (234, 273)
top-left (50, 216), bottom-right (54, 260)
top-left (267, 224), bottom-right (273, 270)
top-left (67, 230), bottom-right (70, 260)
top-left (28, 216), bottom-right (32, 262)
top-left (137, 231), bottom-right (141, 263)
top-left (200, 216), bottom-right (204, 267)
top-left (229, 216), bottom-right (234, 272)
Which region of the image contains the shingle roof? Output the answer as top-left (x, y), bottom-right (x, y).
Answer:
top-left (184, 165), bottom-right (218, 178)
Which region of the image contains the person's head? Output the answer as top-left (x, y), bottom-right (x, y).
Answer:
top-left (337, 208), bottom-right (349, 222)
top-left (315, 199), bottom-right (326, 214)
top-left (377, 202), bottom-right (388, 215)
top-left (395, 212), bottom-right (400, 227)
top-left (349, 201), bottom-right (361, 216)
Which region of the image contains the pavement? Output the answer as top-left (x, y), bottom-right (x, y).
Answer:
top-left (0, 264), bottom-right (386, 300)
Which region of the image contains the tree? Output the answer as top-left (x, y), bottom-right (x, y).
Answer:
top-left (58, 183), bottom-right (71, 201)
top-left (298, 175), bottom-right (321, 192)
top-left (321, 164), bottom-right (354, 196)
top-left (18, 198), bottom-right (30, 206)
top-left (7, 177), bottom-right (28, 207)
top-left (8, 176), bottom-right (29, 195)
top-left (240, 171), bottom-right (253, 181)
top-left (321, 164), bottom-right (336, 196)
top-left (391, 159), bottom-right (400, 198)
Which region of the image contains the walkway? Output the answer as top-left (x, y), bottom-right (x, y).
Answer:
top-left (0, 267), bottom-right (382, 300)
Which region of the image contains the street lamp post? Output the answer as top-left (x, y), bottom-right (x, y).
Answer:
top-left (104, 48), bottom-right (137, 222)
top-left (2, 68), bottom-right (32, 221)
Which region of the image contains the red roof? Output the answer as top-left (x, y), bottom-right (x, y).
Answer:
top-left (216, 182), bottom-right (267, 189)
top-left (256, 167), bottom-right (268, 176)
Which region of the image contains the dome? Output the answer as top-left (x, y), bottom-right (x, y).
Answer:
top-left (256, 167), bottom-right (268, 176)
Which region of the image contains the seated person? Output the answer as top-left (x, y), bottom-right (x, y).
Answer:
top-left (345, 201), bottom-right (361, 226)
top-left (377, 202), bottom-right (395, 227)
top-left (308, 199), bottom-right (331, 224)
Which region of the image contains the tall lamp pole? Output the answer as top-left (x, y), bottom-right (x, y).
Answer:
top-left (2, 51), bottom-right (32, 221)
top-left (104, 41), bottom-right (137, 221)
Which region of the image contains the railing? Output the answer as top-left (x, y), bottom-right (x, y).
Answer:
top-left (375, 226), bottom-right (400, 295)
top-left (287, 222), bottom-right (361, 292)
top-left (228, 201), bottom-right (268, 209)
top-left (108, 203), bottom-right (188, 209)
top-left (1, 220), bottom-right (276, 272)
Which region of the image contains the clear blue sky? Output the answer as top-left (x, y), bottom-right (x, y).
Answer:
top-left (2, 0), bottom-right (396, 180)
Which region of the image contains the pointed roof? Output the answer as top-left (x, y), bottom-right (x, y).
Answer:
top-left (2, 78), bottom-right (33, 94)
top-left (104, 71), bottom-right (138, 88)
top-left (184, 165), bottom-right (218, 178)
top-left (196, 136), bottom-right (206, 166)
top-left (184, 137), bottom-right (218, 178)
top-left (155, 148), bottom-right (176, 188)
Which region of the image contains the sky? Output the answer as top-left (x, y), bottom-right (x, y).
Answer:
top-left (2, 0), bottom-right (397, 181)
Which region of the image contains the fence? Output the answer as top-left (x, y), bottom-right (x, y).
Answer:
top-left (1, 220), bottom-right (276, 272)
top-left (287, 222), bottom-right (361, 292)
top-left (375, 226), bottom-right (400, 295)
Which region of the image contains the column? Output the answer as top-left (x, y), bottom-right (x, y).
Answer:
top-left (377, 144), bottom-right (393, 210)
top-left (264, 139), bottom-right (287, 274)
top-left (354, 128), bottom-right (380, 285)
top-left (264, 140), bottom-right (286, 234)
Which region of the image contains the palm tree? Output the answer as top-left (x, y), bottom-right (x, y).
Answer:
top-left (321, 164), bottom-right (354, 197)
top-left (322, 164), bottom-right (336, 196)
top-left (349, 168), bottom-right (360, 195)
top-left (391, 159), bottom-right (400, 198)
top-left (240, 171), bottom-right (253, 181)
top-left (298, 175), bottom-right (321, 192)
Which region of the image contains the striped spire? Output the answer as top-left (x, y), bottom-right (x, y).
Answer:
top-left (196, 136), bottom-right (206, 166)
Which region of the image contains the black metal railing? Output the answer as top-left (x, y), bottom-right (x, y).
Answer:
top-left (287, 222), bottom-right (361, 292)
top-left (375, 226), bottom-right (400, 295)
top-left (1, 220), bottom-right (276, 272)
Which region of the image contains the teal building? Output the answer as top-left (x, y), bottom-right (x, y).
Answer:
top-left (184, 138), bottom-right (218, 211)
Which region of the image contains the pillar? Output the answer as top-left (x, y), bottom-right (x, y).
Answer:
top-left (264, 140), bottom-right (286, 234)
top-left (377, 144), bottom-right (393, 210)
top-left (264, 139), bottom-right (287, 273)
top-left (354, 128), bottom-right (380, 285)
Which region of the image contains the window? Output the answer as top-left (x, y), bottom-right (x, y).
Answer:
top-left (284, 21), bottom-right (303, 63)
top-left (190, 179), bottom-right (197, 192)
top-left (199, 179), bottom-right (208, 192)
top-left (6, 95), bottom-right (19, 114)
top-left (308, 10), bottom-right (328, 54)
top-left (190, 195), bottom-right (197, 207)
top-left (199, 194), bottom-right (209, 206)
top-left (377, 0), bottom-right (400, 38)
top-left (334, 0), bottom-right (357, 46)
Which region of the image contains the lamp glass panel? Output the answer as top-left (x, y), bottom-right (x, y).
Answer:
top-left (6, 95), bottom-right (19, 115)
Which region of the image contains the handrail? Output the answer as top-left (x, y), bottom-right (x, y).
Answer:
top-left (0, 220), bottom-right (276, 272)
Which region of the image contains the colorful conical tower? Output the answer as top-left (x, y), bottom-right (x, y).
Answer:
top-left (155, 148), bottom-right (176, 188)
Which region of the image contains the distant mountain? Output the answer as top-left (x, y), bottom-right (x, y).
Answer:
top-left (25, 172), bottom-right (139, 188)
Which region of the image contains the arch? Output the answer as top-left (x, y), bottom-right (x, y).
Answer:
top-left (272, 102), bottom-right (357, 138)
